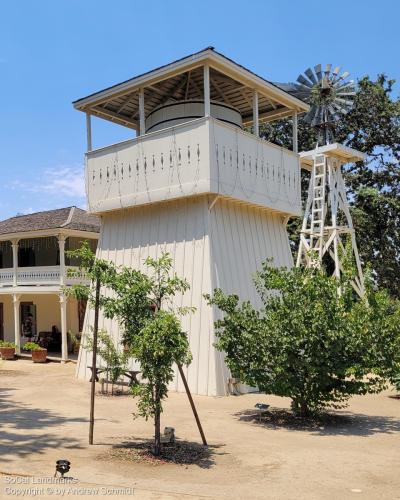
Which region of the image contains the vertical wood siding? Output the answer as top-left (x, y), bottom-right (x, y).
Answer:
top-left (76, 196), bottom-right (293, 396)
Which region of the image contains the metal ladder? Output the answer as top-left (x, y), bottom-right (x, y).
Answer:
top-left (310, 155), bottom-right (327, 263)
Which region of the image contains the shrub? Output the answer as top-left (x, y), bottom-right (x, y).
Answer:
top-left (0, 341), bottom-right (16, 348)
top-left (23, 342), bottom-right (43, 352)
top-left (207, 262), bottom-right (400, 416)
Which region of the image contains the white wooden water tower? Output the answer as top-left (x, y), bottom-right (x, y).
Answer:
top-left (73, 47), bottom-right (309, 396)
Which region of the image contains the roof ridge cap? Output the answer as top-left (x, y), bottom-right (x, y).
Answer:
top-left (61, 206), bottom-right (76, 227)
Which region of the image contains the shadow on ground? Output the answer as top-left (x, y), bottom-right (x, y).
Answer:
top-left (0, 388), bottom-right (85, 462)
top-left (234, 406), bottom-right (400, 437)
top-left (98, 437), bottom-right (225, 468)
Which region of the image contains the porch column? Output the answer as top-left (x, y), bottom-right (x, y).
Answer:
top-left (13, 294), bottom-right (21, 354)
top-left (138, 88), bottom-right (145, 136)
top-left (86, 113), bottom-right (92, 152)
top-left (292, 112), bottom-right (298, 153)
top-left (11, 239), bottom-right (19, 287)
top-left (58, 235), bottom-right (66, 286)
top-left (203, 64), bottom-right (211, 117)
top-left (253, 90), bottom-right (259, 138)
top-left (59, 293), bottom-right (68, 362)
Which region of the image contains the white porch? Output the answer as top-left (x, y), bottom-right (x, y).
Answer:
top-left (0, 289), bottom-right (84, 362)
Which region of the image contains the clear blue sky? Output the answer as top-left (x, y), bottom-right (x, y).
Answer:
top-left (0, 0), bottom-right (398, 219)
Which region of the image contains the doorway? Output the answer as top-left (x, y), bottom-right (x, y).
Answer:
top-left (20, 302), bottom-right (37, 341)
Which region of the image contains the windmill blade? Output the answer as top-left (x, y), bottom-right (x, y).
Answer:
top-left (335, 97), bottom-right (354, 107)
top-left (338, 70), bottom-right (350, 81)
top-left (327, 105), bottom-right (342, 122)
top-left (274, 81), bottom-right (311, 100)
top-left (305, 68), bottom-right (318, 85)
top-left (332, 101), bottom-right (350, 115)
top-left (335, 82), bottom-right (356, 93)
top-left (292, 83), bottom-right (313, 98)
top-left (304, 104), bottom-right (318, 124)
top-left (334, 79), bottom-right (355, 90)
top-left (312, 106), bottom-right (325, 126)
top-left (314, 64), bottom-right (323, 81)
top-left (324, 64), bottom-right (332, 78)
top-left (332, 66), bottom-right (341, 82)
top-left (297, 74), bottom-right (313, 88)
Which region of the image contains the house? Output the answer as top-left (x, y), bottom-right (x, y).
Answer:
top-left (0, 206), bottom-right (100, 361)
top-left (73, 47), bottom-right (309, 395)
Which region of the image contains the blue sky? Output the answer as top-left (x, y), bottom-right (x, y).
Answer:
top-left (0, 0), bottom-right (398, 220)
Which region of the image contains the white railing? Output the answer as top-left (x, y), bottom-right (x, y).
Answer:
top-left (211, 119), bottom-right (301, 216)
top-left (86, 116), bottom-right (301, 216)
top-left (0, 266), bottom-right (89, 287)
top-left (17, 266), bottom-right (60, 285)
top-left (0, 269), bottom-right (14, 285)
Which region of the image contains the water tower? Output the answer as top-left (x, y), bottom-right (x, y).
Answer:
top-left (73, 47), bottom-right (308, 396)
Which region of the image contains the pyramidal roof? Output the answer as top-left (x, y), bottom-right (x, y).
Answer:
top-left (0, 207), bottom-right (100, 236)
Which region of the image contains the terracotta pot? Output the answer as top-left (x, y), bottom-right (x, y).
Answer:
top-left (0, 347), bottom-right (15, 360)
top-left (32, 349), bottom-right (47, 363)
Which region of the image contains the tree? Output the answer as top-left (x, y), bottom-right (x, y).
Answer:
top-left (132, 310), bottom-right (191, 455)
top-left (206, 262), bottom-right (400, 417)
top-left (261, 75), bottom-right (400, 297)
top-left (66, 241), bottom-right (119, 444)
top-left (84, 329), bottom-right (130, 394)
top-left (69, 247), bottom-right (193, 456)
top-left (105, 254), bottom-right (193, 456)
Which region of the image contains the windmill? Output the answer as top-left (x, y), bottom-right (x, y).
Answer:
top-left (278, 64), bottom-right (356, 146)
top-left (277, 65), bottom-right (365, 296)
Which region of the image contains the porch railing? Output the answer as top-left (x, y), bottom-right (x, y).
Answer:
top-left (0, 266), bottom-right (89, 287)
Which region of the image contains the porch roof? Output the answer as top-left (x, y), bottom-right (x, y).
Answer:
top-left (0, 207), bottom-right (100, 237)
top-left (73, 47), bottom-right (309, 129)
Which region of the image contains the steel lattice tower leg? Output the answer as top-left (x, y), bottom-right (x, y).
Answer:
top-left (297, 150), bottom-right (365, 297)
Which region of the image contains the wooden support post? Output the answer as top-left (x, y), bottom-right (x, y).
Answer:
top-left (59, 294), bottom-right (68, 362)
top-left (177, 363), bottom-right (207, 446)
top-left (292, 112), bottom-right (298, 153)
top-left (86, 113), bottom-right (92, 152)
top-left (253, 90), bottom-right (259, 137)
top-left (203, 65), bottom-right (211, 117)
top-left (13, 294), bottom-right (21, 354)
top-left (89, 277), bottom-right (101, 445)
top-left (11, 239), bottom-right (19, 287)
top-left (58, 235), bottom-right (66, 286)
top-left (138, 88), bottom-right (145, 136)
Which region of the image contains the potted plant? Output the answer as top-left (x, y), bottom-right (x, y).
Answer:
top-left (0, 341), bottom-right (16, 360)
top-left (68, 331), bottom-right (81, 354)
top-left (24, 342), bottom-right (47, 363)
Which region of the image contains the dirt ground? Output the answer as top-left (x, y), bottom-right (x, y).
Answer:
top-left (0, 360), bottom-right (399, 500)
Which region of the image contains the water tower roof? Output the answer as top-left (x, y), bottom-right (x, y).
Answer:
top-left (73, 47), bottom-right (309, 130)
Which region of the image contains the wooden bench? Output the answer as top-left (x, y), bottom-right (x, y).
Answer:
top-left (88, 366), bottom-right (141, 386)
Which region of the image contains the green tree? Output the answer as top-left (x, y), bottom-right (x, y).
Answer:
top-left (207, 262), bottom-right (400, 417)
top-left (103, 254), bottom-right (193, 456)
top-left (261, 75), bottom-right (400, 297)
top-left (67, 245), bottom-right (193, 454)
top-left (84, 329), bottom-right (130, 391)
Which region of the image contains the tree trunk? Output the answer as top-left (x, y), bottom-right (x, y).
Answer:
top-left (291, 398), bottom-right (310, 418)
top-left (89, 277), bottom-right (101, 445)
top-left (153, 384), bottom-right (161, 456)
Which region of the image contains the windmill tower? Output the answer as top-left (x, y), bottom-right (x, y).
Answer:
top-left (297, 144), bottom-right (365, 296)
top-left (73, 48), bottom-right (308, 396)
top-left (278, 65), bottom-right (365, 296)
